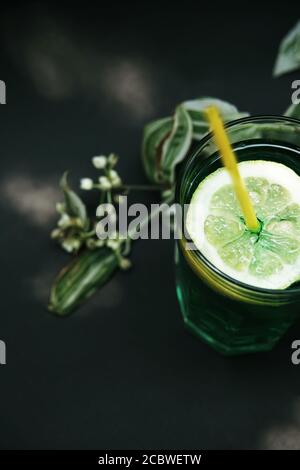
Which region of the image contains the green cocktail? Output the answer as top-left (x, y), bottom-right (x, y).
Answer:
top-left (175, 116), bottom-right (300, 355)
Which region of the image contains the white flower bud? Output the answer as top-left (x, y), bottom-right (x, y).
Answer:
top-left (108, 169), bottom-right (122, 187)
top-left (112, 177), bottom-right (122, 188)
top-left (56, 202), bottom-right (65, 214)
top-left (119, 258), bottom-right (132, 270)
top-left (51, 228), bottom-right (61, 239)
top-left (107, 153), bottom-right (118, 167)
top-left (109, 169), bottom-right (118, 180)
top-left (86, 238), bottom-right (105, 249)
top-left (58, 213), bottom-right (71, 228)
top-left (95, 239), bottom-right (105, 247)
top-left (86, 238), bottom-right (96, 249)
top-left (62, 238), bottom-right (81, 253)
top-left (107, 239), bottom-right (119, 250)
top-left (80, 178), bottom-right (93, 190)
top-left (62, 240), bottom-right (73, 253)
top-left (92, 155), bottom-right (107, 169)
top-left (99, 176), bottom-right (112, 190)
top-left (114, 194), bottom-right (126, 205)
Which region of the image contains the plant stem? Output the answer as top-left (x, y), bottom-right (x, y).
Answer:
top-left (121, 184), bottom-right (162, 192)
top-left (80, 229), bottom-right (96, 239)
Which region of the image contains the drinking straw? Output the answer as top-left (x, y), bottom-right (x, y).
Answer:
top-left (205, 106), bottom-right (260, 232)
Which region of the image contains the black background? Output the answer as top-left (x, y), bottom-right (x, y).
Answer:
top-left (0, 1), bottom-right (300, 450)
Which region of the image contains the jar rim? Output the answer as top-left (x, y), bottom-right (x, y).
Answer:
top-left (177, 114), bottom-right (300, 297)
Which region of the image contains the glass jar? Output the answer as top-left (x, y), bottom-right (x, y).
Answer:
top-left (175, 116), bottom-right (300, 355)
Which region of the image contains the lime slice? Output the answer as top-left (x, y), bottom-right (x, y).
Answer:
top-left (186, 160), bottom-right (300, 289)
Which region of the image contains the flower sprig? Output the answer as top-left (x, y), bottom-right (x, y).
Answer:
top-left (80, 154), bottom-right (121, 192)
top-left (49, 152), bottom-right (163, 315)
top-left (51, 153), bottom-right (152, 276)
top-left (49, 97), bottom-right (248, 315)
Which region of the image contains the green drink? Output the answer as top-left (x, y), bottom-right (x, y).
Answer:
top-left (175, 116), bottom-right (300, 355)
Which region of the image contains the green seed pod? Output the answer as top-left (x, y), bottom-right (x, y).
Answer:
top-left (48, 247), bottom-right (119, 316)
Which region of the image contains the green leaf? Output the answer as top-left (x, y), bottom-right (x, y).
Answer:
top-left (160, 105), bottom-right (193, 183)
top-left (285, 102), bottom-right (300, 118)
top-left (182, 97), bottom-right (248, 141)
top-left (48, 247), bottom-right (119, 315)
top-left (273, 21), bottom-right (300, 77)
top-left (60, 172), bottom-right (89, 229)
top-left (141, 98), bottom-right (248, 188)
top-left (141, 117), bottom-right (173, 183)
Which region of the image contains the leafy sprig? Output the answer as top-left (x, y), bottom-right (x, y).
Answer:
top-left (142, 98), bottom-right (247, 198)
top-left (274, 20), bottom-right (300, 77)
top-left (48, 98), bottom-right (247, 315)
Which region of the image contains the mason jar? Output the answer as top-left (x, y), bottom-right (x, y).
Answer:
top-left (175, 116), bottom-right (300, 355)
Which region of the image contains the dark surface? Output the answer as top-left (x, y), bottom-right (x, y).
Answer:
top-left (0, 2), bottom-right (300, 450)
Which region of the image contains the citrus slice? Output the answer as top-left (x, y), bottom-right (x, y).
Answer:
top-left (186, 160), bottom-right (300, 289)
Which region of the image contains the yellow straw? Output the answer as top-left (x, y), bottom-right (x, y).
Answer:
top-left (205, 106), bottom-right (260, 232)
